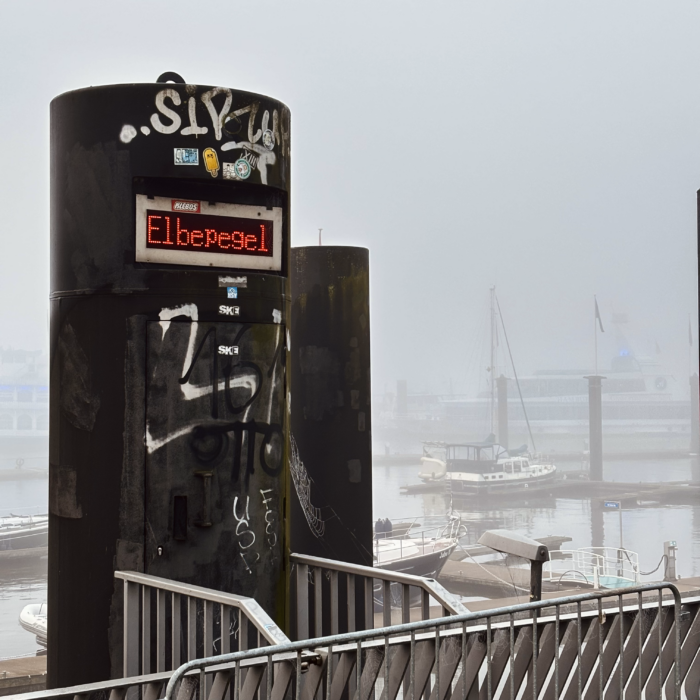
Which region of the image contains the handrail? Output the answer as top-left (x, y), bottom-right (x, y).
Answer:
top-left (164, 581), bottom-right (682, 700)
top-left (115, 571), bottom-right (289, 646)
top-left (290, 552), bottom-right (468, 614)
top-left (0, 650), bottom-right (318, 700)
top-left (1, 582), bottom-right (684, 700)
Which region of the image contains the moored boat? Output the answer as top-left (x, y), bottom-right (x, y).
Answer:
top-left (0, 514), bottom-right (48, 551)
top-left (419, 439), bottom-right (558, 495)
top-left (373, 517), bottom-right (460, 579)
top-left (19, 602), bottom-right (47, 648)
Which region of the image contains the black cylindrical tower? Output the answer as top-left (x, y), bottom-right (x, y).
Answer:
top-left (586, 375), bottom-right (604, 481)
top-left (289, 247), bottom-right (372, 566)
top-left (49, 80), bottom-right (290, 686)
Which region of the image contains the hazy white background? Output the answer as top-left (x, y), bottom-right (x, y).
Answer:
top-left (0, 1), bottom-right (697, 396)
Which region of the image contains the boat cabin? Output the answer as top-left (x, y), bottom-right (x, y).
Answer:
top-left (443, 442), bottom-right (509, 474)
top-left (502, 459), bottom-right (529, 474)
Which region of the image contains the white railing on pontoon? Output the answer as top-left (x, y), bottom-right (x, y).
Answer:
top-left (544, 546), bottom-right (640, 588)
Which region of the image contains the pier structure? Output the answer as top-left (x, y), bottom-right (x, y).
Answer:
top-left (290, 246), bottom-right (372, 566)
top-left (585, 374), bottom-right (605, 481)
top-left (49, 77), bottom-right (291, 687)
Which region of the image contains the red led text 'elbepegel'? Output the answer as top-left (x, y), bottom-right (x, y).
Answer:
top-left (145, 210), bottom-right (273, 257)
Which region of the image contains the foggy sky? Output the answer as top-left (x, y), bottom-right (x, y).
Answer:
top-left (0, 1), bottom-right (698, 397)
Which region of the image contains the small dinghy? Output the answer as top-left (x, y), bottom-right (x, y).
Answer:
top-left (19, 602), bottom-right (47, 648)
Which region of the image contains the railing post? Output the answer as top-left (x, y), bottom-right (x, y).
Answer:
top-left (330, 570), bottom-right (339, 635)
top-left (157, 589), bottom-right (166, 672)
top-left (221, 604), bottom-right (231, 655)
top-left (123, 580), bottom-right (140, 678)
top-left (347, 574), bottom-right (356, 633)
top-left (296, 563), bottom-right (309, 640)
top-left (421, 589), bottom-right (429, 621)
top-left (383, 580), bottom-right (391, 627)
top-left (204, 600), bottom-right (214, 695)
top-left (314, 567), bottom-right (323, 638)
top-left (171, 593), bottom-right (181, 670)
top-left (142, 585), bottom-right (151, 675)
top-left (187, 597), bottom-right (197, 661)
top-left (364, 577), bottom-right (373, 630)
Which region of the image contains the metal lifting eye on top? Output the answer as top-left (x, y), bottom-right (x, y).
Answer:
top-left (156, 71), bottom-right (185, 84)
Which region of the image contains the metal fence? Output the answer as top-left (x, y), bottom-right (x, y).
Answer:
top-left (161, 582), bottom-right (687, 700)
top-left (115, 571), bottom-right (290, 685)
top-left (5, 581), bottom-right (692, 700)
top-left (291, 552), bottom-right (468, 639)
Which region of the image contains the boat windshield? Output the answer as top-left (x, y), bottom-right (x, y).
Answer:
top-left (422, 443), bottom-right (446, 461)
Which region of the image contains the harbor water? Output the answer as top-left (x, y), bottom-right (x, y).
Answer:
top-left (0, 477), bottom-right (47, 660)
top-left (1, 459), bottom-right (699, 659)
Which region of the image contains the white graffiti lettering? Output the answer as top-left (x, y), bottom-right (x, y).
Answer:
top-left (233, 496), bottom-right (256, 550)
top-left (260, 488), bottom-right (278, 548)
top-left (141, 89), bottom-right (289, 161)
top-left (151, 89), bottom-right (182, 134)
top-left (180, 97), bottom-right (208, 137)
top-left (201, 87), bottom-right (233, 141)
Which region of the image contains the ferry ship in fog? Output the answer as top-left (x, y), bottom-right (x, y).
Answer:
top-left (0, 349), bottom-right (49, 472)
top-left (374, 352), bottom-right (692, 456)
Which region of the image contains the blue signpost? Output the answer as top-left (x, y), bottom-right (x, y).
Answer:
top-left (604, 500), bottom-right (624, 578)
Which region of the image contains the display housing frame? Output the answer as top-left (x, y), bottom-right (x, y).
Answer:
top-left (135, 194), bottom-right (283, 271)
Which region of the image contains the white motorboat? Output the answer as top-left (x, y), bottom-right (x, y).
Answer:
top-left (419, 440), bottom-right (557, 495)
top-left (19, 602), bottom-right (47, 648)
top-left (0, 514), bottom-right (48, 551)
top-left (373, 517), bottom-right (460, 578)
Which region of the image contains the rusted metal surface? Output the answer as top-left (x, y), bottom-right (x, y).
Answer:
top-left (289, 247), bottom-right (372, 567)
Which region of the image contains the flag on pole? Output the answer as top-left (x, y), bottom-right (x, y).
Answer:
top-left (595, 297), bottom-right (605, 333)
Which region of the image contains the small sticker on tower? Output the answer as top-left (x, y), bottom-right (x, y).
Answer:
top-left (218, 345), bottom-right (239, 356)
top-left (219, 305), bottom-right (240, 316)
top-left (174, 148), bottom-right (199, 165)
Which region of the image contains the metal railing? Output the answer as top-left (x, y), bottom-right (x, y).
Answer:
top-left (168, 582), bottom-right (687, 700)
top-left (291, 552), bottom-right (467, 640)
top-left (545, 548), bottom-right (641, 588)
top-left (116, 571), bottom-right (290, 684)
top-left (3, 582), bottom-right (690, 700)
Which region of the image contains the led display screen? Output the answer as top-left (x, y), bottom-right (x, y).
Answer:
top-left (146, 210), bottom-right (274, 258)
top-left (135, 195), bottom-right (283, 271)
